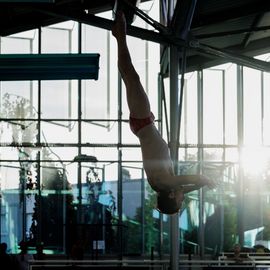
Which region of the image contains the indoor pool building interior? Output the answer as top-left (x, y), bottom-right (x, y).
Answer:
top-left (0, 0), bottom-right (270, 270)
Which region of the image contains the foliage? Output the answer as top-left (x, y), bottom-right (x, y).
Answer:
top-left (29, 147), bottom-right (75, 249)
top-left (223, 203), bottom-right (237, 250)
top-left (124, 181), bottom-right (160, 255)
top-left (1, 93), bottom-right (75, 250)
top-left (1, 93), bottom-right (37, 145)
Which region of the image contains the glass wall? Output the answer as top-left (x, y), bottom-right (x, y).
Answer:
top-left (0, 0), bottom-right (270, 258)
top-left (0, 1), bottom-right (162, 257)
top-left (176, 57), bottom-right (270, 255)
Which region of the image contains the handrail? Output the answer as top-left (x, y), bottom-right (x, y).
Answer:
top-left (28, 258), bottom-right (270, 270)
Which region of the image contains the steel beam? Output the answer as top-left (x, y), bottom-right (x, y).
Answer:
top-left (170, 0), bottom-right (197, 39)
top-left (34, 7), bottom-right (270, 73)
top-left (169, 44), bottom-right (180, 270)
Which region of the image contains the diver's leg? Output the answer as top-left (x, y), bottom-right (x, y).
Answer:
top-left (112, 11), bottom-right (151, 119)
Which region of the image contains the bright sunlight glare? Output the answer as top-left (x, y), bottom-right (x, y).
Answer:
top-left (241, 147), bottom-right (269, 176)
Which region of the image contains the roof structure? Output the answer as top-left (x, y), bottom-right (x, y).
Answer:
top-left (0, 0), bottom-right (269, 72)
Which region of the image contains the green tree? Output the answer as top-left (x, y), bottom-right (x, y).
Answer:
top-left (124, 182), bottom-right (159, 255)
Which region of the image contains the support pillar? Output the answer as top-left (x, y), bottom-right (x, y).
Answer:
top-left (169, 44), bottom-right (179, 270)
top-left (237, 65), bottom-right (244, 245)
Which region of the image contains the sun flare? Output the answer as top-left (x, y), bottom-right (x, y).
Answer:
top-left (241, 147), bottom-right (269, 175)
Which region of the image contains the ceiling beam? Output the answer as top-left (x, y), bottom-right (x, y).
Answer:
top-left (0, 0), bottom-right (54, 2)
top-left (194, 25), bottom-right (270, 39)
top-left (242, 13), bottom-right (264, 48)
top-left (29, 6), bottom-right (270, 73)
top-left (170, 0), bottom-right (197, 39)
top-left (192, 0), bottom-right (270, 27)
top-left (193, 42), bottom-right (270, 72)
top-left (184, 36), bottom-right (270, 73)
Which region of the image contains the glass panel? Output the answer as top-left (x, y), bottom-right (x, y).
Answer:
top-left (0, 147), bottom-right (39, 162)
top-left (41, 121), bottom-right (78, 143)
top-left (204, 148), bottom-right (224, 161)
top-left (186, 148), bottom-right (198, 161)
top-left (82, 121), bottom-right (118, 144)
top-left (161, 78), bottom-right (170, 140)
top-left (77, 163), bottom-right (118, 254)
top-left (263, 72), bottom-right (270, 145)
top-left (37, 161), bottom-right (74, 253)
top-left (40, 146), bottom-right (77, 162)
top-left (146, 42), bottom-right (160, 117)
top-left (180, 72), bottom-right (198, 144)
top-left (242, 168), bottom-right (270, 248)
top-left (225, 148), bottom-right (239, 162)
top-left (0, 84), bottom-right (38, 144)
top-left (82, 25), bottom-right (110, 119)
top-left (143, 181), bottom-right (160, 256)
top-left (41, 80), bottom-right (77, 119)
top-left (41, 27), bottom-right (70, 53)
top-left (242, 147), bottom-right (269, 178)
top-left (204, 163), bottom-right (238, 252)
top-left (1, 161), bottom-right (34, 252)
top-left (122, 148), bottom-right (142, 162)
top-left (243, 67), bottom-right (262, 146)
top-left (0, 120), bottom-right (38, 144)
top-left (203, 70), bottom-right (223, 144)
top-left (1, 36), bottom-right (32, 53)
top-left (182, 189), bottom-right (200, 253)
top-left (1, 81), bottom-right (36, 110)
top-left (81, 147), bottom-right (118, 162)
top-left (240, 145), bottom-right (269, 249)
top-left (122, 164), bottom-right (144, 254)
top-left (225, 64), bottom-right (237, 144)
top-left (82, 77), bottom-right (109, 119)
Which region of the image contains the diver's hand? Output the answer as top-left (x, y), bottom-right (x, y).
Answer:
top-left (112, 11), bottom-right (127, 40)
top-left (200, 175), bottom-right (217, 189)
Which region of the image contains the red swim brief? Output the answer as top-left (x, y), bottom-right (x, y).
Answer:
top-left (129, 112), bottom-right (155, 135)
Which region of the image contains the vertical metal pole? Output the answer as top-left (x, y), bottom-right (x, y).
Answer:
top-left (145, 18), bottom-right (149, 95)
top-left (141, 18), bottom-right (148, 256)
top-left (237, 65), bottom-right (244, 245)
top-left (63, 28), bottom-right (72, 253)
top-left (62, 165), bottom-right (67, 254)
top-left (261, 71), bottom-right (264, 144)
top-left (30, 38), bottom-right (34, 113)
top-left (158, 73), bottom-right (164, 259)
top-left (36, 27), bottom-right (42, 245)
top-left (197, 70), bottom-right (204, 257)
top-left (107, 30), bottom-right (111, 122)
top-left (36, 152), bottom-right (42, 245)
top-left (117, 72), bottom-right (123, 259)
top-left (77, 23), bottom-right (83, 223)
top-left (141, 168), bottom-right (145, 255)
top-left (222, 70), bottom-right (226, 159)
top-left (68, 29), bottom-right (72, 131)
top-left (37, 27), bottom-right (42, 140)
top-left (22, 170), bottom-right (27, 242)
top-left (102, 167), bottom-right (106, 254)
top-left (169, 45), bottom-right (179, 270)
top-left (220, 70), bottom-right (225, 252)
top-left (260, 71), bottom-right (264, 239)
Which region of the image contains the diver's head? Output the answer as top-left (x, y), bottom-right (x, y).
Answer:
top-left (156, 189), bottom-right (184, 215)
